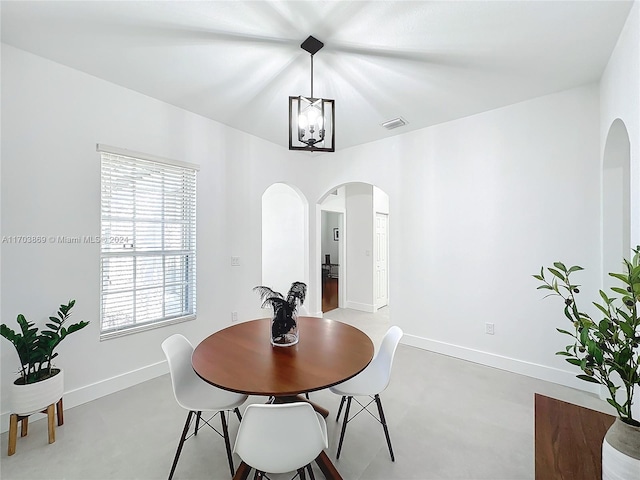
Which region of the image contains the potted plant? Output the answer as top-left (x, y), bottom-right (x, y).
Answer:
top-left (533, 248), bottom-right (640, 478)
top-left (254, 282), bottom-right (307, 346)
top-left (1, 300), bottom-right (89, 415)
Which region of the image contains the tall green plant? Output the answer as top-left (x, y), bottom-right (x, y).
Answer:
top-left (1, 300), bottom-right (89, 384)
top-left (533, 248), bottom-right (640, 427)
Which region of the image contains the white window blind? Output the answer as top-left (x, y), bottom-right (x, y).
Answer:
top-left (99, 147), bottom-right (197, 338)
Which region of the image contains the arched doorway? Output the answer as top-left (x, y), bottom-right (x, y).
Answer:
top-left (602, 119), bottom-right (631, 279)
top-left (318, 183), bottom-right (389, 313)
top-left (602, 118), bottom-right (635, 418)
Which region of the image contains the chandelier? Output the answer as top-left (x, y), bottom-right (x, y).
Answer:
top-left (289, 36), bottom-right (335, 152)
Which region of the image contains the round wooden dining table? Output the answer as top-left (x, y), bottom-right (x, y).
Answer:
top-left (192, 317), bottom-right (374, 480)
top-left (192, 316), bottom-right (374, 398)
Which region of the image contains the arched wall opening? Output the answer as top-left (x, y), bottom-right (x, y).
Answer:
top-left (317, 182), bottom-right (390, 315)
top-left (261, 183), bottom-right (309, 298)
top-left (602, 118), bottom-right (636, 418)
top-left (602, 119), bottom-right (631, 279)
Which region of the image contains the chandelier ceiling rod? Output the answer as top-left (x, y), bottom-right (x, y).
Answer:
top-left (289, 35), bottom-right (335, 152)
top-left (310, 54), bottom-right (314, 99)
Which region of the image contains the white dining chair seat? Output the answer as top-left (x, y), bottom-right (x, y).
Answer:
top-left (329, 368), bottom-right (388, 397)
top-left (174, 375), bottom-right (246, 412)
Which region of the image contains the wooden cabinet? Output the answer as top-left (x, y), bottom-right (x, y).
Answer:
top-left (535, 394), bottom-right (614, 480)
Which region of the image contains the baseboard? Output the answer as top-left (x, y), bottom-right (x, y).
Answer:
top-left (401, 333), bottom-right (599, 394)
top-left (345, 301), bottom-right (376, 313)
top-left (1, 361), bottom-right (168, 434)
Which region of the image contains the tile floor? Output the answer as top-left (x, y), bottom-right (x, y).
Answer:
top-left (0, 307), bottom-right (613, 480)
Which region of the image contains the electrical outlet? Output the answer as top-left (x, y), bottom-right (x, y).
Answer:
top-left (231, 311), bottom-right (238, 323)
top-left (231, 256), bottom-right (240, 266)
top-left (485, 322), bottom-right (495, 335)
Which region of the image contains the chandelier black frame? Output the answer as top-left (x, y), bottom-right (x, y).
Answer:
top-left (289, 36), bottom-right (335, 152)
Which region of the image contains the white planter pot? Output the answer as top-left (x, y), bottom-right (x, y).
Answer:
top-left (602, 417), bottom-right (640, 480)
top-left (9, 368), bottom-right (64, 416)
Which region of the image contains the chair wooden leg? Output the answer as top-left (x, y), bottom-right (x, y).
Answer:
top-left (194, 411), bottom-right (202, 435)
top-left (336, 396), bottom-right (346, 421)
top-left (46, 404), bottom-right (56, 444)
top-left (336, 396), bottom-right (352, 459)
top-left (56, 398), bottom-right (64, 426)
top-left (220, 410), bottom-right (235, 477)
top-left (21, 416), bottom-right (29, 437)
top-left (374, 394), bottom-right (394, 461)
top-left (297, 467), bottom-right (307, 479)
top-left (168, 410), bottom-right (193, 480)
top-left (234, 407), bottom-right (243, 422)
top-left (8, 414), bottom-right (18, 456)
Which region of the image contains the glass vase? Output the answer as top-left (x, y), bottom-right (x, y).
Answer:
top-left (270, 310), bottom-right (299, 347)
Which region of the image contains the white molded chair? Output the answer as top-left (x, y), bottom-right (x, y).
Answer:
top-left (233, 402), bottom-right (328, 479)
top-left (329, 325), bottom-right (403, 461)
top-left (162, 334), bottom-right (248, 479)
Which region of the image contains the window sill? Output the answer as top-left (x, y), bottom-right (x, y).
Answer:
top-left (100, 314), bottom-right (196, 341)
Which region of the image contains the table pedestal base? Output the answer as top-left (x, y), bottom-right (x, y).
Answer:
top-left (271, 394), bottom-right (330, 419)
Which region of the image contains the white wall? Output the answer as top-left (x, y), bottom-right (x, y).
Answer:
top-left (320, 186), bottom-right (346, 212)
top-left (261, 183), bottom-right (307, 296)
top-left (329, 84), bottom-right (603, 391)
top-left (345, 183), bottom-right (375, 312)
top-left (601, 1), bottom-right (640, 248)
top-left (2, 30), bottom-right (626, 430)
top-left (373, 185), bottom-right (390, 214)
top-left (599, 0), bottom-right (640, 420)
top-left (0, 44), bottom-right (297, 429)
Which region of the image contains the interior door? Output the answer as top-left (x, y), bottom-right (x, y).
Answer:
top-left (375, 213), bottom-right (388, 309)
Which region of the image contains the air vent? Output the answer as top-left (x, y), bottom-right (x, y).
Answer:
top-left (381, 117), bottom-right (408, 130)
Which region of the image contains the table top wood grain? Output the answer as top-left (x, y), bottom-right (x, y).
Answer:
top-left (192, 317), bottom-right (374, 396)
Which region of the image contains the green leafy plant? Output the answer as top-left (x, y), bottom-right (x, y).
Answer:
top-left (534, 247), bottom-right (640, 427)
top-left (254, 282), bottom-right (307, 343)
top-left (1, 300), bottom-right (89, 384)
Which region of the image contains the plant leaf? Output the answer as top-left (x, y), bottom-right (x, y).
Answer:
top-left (608, 272), bottom-right (630, 285)
top-left (577, 374), bottom-right (601, 384)
top-left (548, 268), bottom-right (565, 281)
top-left (553, 262), bottom-right (567, 273)
top-left (556, 328), bottom-right (574, 336)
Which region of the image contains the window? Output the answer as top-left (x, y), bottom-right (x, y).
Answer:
top-left (98, 145), bottom-right (197, 339)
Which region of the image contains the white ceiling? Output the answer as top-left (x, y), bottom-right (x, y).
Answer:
top-left (1, 1), bottom-right (634, 151)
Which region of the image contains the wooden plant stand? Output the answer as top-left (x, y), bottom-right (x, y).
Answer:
top-left (7, 398), bottom-right (64, 456)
